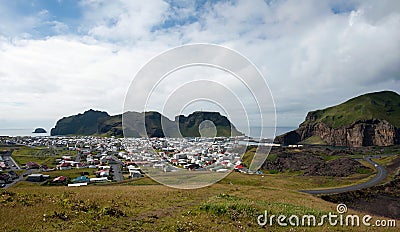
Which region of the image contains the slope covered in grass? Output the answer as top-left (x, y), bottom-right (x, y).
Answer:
top-left (305, 91), bottom-right (400, 128)
top-left (2, 172), bottom-right (397, 231)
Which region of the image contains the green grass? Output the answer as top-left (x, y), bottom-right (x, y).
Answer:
top-left (11, 147), bottom-right (77, 168)
top-left (356, 167), bottom-right (373, 174)
top-left (379, 146), bottom-right (400, 155)
top-left (301, 135), bottom-right (328, 145)
top-left (241, 147), bottom-right (256, 167)
top-left (372, 156), bottom-right (399, 166)
top-left (199, 193), bottom-right (259, 221)
top-left (266, 153), bottom-right (277, 162)
top-left (306, 91), bottom-right (400, 128)
top-left (1, 173), bottom-right (397, 231)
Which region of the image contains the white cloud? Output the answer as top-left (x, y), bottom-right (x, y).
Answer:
top-left (79, 0), bottom-right (170, 42)
top-left (0, 37), bottom-right (159, 126)
top-left (50, 21), bottom-right (70, 34)
top-left (0, 0), bottom-right (399, 131)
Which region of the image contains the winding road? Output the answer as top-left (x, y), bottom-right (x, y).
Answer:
top-left (301, 156), bottom-right (388, 195)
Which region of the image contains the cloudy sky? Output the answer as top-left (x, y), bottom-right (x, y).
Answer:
top-left (0, 0), bottom-right (399, 133)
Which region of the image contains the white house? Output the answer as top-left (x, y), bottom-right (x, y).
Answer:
top-left (129, 170), bottom-right (142, 178)
top-left (58, 162), bottom-right (72, 170)
top-left (90, 177), bottom-right (108, 183)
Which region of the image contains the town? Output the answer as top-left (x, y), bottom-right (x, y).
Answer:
top-left (0, 135), bottom-right (266, 188)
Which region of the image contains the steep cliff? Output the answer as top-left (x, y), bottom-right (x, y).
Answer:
top-left (108, 111), bottom-right (176, 138)
top-left (176, 111), bottom-right (242, 137)
top-left (52, 110), bottom-right (242, 137)
top-left (51, 109), bottom-right (110, 136)
top-left (275, 91), bottom-right (400, 147)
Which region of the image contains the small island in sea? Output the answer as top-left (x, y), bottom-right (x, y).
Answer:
top-left (32, 128), bottom-right (47, 133)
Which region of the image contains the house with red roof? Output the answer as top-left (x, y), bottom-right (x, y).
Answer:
top-left (26, 161), bottom-right (40, 169)
top-left (96, 169), bottom-right (109, 178)
top-left (57, 162), bottom-right (72, 170)
top-left (52, 176), bottom-right (67, 183)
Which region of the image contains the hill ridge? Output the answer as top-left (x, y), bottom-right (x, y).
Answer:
top-left (275, 90), bottom-right (400, 147)
top-left (51, 110), bottom-right (243, 137)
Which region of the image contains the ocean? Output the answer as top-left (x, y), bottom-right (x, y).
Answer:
top-left (0, 127), bottom-right (295, 138)
top-left (247, 126), bottom-right (296, 138)
top-left (0, 129), bottom-right (50, 137)
top-left (275, 127), bottom-right (296, 136)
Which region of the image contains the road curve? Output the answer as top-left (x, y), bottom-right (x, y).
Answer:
top-left (301, 156), bottom-right (387, 195)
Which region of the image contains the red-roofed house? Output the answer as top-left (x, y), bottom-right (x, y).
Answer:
top-left (52, 176), bottom-right (67, 183)
top-left (76, 163), bottom-right (85, 169)
top-left (26, 162), bottom-right (40, 169)
top-left (96, 170), bottom-right (109, 178)
top-left (58, 162), bottom-right (72, 170)
top-left (235, 164), bottom-right (244, 170)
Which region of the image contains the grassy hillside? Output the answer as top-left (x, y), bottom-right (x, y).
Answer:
top-left (306, 91), bottom-right (400, 128)
top-left (2, 173), bottom-right (397, 231)
top-left (300, 135), bottom-right (328, 145)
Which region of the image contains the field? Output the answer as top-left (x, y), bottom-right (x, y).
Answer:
top-left (11, 146), bottom-right (77, 168)
top-left (1, 171), bottom-right (398, 231)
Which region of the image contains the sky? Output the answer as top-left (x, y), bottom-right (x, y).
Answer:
top-left (0, 0), bottom-right (399, 133)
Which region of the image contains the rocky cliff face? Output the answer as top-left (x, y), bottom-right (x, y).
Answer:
top-left (52, 110), bottom-right (242, 138)
top-left (311, 119), bottom-right (399, 147)
top-left (275, 90), bottom-right (400, 147)
top-left (176, 111), bottom-right (242, 137)
top-left (276, 117), bottom-right (400, 147)
top-left (51, 109), bottom-right (110, 136)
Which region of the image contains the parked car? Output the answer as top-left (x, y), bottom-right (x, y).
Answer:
top-left (8, 171), bottom-right (19, 179)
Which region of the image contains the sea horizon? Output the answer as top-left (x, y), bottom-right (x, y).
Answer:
top-left (0, 126), bottom-right (296, 138)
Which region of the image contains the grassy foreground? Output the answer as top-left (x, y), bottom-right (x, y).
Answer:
top-left (1, 172), bottom-right (398, 231)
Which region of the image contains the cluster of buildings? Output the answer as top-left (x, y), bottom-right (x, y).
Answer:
top-left (120, 137), bottom-right (246, 173)
top-left (0, 136), bottom-right (128, 186)
top-left (0, 135), bottom-right (265, 187)
top-left (2, 136), bottom-right (124, 151)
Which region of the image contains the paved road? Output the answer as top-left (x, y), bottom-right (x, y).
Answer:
top-left (1, 149), bottom-right (21, 170)
top-left (3, 169), bottom-right (34, 189)
top-left (301, 156), bottom-right (387, 195)
top-left (111, 164), bottom-right (123, 182)
top-left (8, 155), bottom-right (21, 170)
top-left (75, 151), bottom-right (81, 163)
top-left (110, 155), bottom-right (124, 182)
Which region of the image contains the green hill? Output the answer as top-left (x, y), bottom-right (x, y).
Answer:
top-left (305, 91), bottom-right (400, 128)
top-left (276, 91), bottom-right (400, 147)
